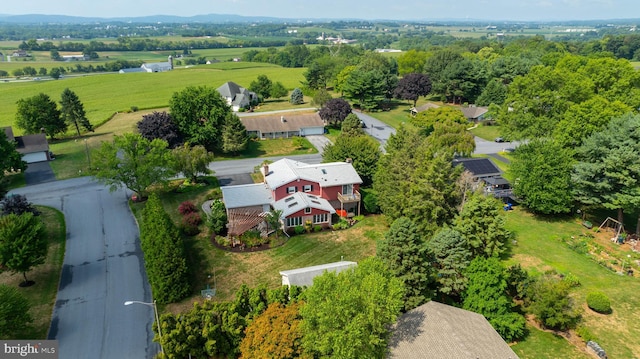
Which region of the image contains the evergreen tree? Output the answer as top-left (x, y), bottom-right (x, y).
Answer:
top-left (60, 88), bottom-right (93, 136)
top-left (454, 191), bottom-right (512, 258)
top-left (428, 228), bottom-right (471, 300)
top-left (377, 217), bottom-right (433, 311)
top-left (290, 88), bottom-right (304, 105)
top-left (0, 284), bottom-right (32, 338)
top-left (222, 115), bottom-right (249, 155)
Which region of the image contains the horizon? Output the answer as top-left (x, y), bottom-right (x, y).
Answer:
top-left (0, 0), bottom-right (639, 22)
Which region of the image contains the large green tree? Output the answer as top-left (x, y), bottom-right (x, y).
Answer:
top-left (60, 88), bottom-right (92, 136)
top-left (250, 74), bottom-right (273, 102)
top-left (454, 191), bottom-right (512, 258)
top-left (15, 93), bottom-right (66, 139)
top-left (462, 257), bottom-right (526, 342)
top-left (510, 139), bottom-right (575, 214)
top-left (169, 86), bottom-right (234, 151)
top-left (342, 69), bottom-right (388, 110)
top-left (0, 212), bottom-right (47, 286)
top-left (0, 284), bottom-right (32, 339)
top-left (322, 134), bottom-right (381, 186)
top-left (93, 133), bottom-right (174, 198)
top-left (573, 113), bottom-right (640, 228)
top-left (0, 130), bottom-right (26, 198)
top-left (377, 217), bottom-right (433, 311)
top-left (301, 257), bottom-right (404, 358)
top-left (428, 228), bottom-right (471, 301)
top-left (171, 143), bottom-right (215, 183)
top-left (221, 115), bottom-right (249, 155)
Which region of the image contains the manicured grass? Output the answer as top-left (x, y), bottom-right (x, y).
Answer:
top-left (512, 325), bottom-right (589, 359)
top-left (0, 63), bottom-right (305, 133)
top-left (631, 61), bottom-right (640, 70)
top-left (0, 206), bottom-right (66, 339)
top-left (469, 122), bottom-right (502, 141)
top-left (505, 208), bottom-right (640, 358)
top-left (365, 100), bottom-right (413, 129)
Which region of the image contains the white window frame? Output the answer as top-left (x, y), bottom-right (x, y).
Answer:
top-left (287, 186), bottom-right (296, 194)
top-left (304, 207), bottom-right (312, 214)
top-left (303, 184), bottom-right (312, 192)
top-left (313, 213), bottom-right (328, 224)
top-left (287, 217), bottom-right (303, 227)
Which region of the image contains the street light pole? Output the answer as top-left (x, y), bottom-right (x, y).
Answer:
top-left (124, 300), bottom-right (163, 353)
top-left (84, 138), bottom-right (91, 169)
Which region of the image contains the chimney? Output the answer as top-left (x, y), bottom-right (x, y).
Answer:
top-left (262, 164), bottom-right (269, 182)
top-left (345, 158), bottom-right (352, 163)
top-left (281, 116), bottom-right (286, 122)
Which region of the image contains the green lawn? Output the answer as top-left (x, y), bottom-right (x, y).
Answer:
top-left (0, 63), bottom-right (305, 133)
top-left (512, 325), bottom-right (588, 359)
top-left (469, 122), bottom-right (502, 141)
top-left (505, 208), bottom-right (640, 358)
top-left (0, 206), bottom-right (66, 339)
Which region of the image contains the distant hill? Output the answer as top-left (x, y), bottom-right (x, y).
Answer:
top-left (0, 13), bottom-right (326, 24)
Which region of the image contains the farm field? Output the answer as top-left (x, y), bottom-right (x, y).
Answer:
top-left (0, 62), bottom-right (306, 132)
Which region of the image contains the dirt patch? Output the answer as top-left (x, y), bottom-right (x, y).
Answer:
top-left (511, 254), bottom-right (554, 273)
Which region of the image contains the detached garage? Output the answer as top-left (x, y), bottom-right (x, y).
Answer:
top-left (3, 127), bottom-right (51, 163)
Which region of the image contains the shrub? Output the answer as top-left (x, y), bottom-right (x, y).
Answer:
top-left (294, 225), bottom-right (306, 235)
top-left (576, 325), bottom-right (595, 342)
top-left (563, 273), bottom-right (581, 288)
top-left (241, 230), bottom-right (264, 247)
top-left (207, 200), bottom-right (227, 235)
top-left (178, 201), bottom-right (198, 215)
top-left (586, 292), bottom-right (611, 314)
top-left (314, 225), bottom-right (322, 232)
top-left (182, 212), bottom-right (202, 236)
top-left (130, 106), bottom-right (139, 112)
top-left (1, 194), bottom-right (40, 216)
top-left (362, 189), bottom-right (380, 214)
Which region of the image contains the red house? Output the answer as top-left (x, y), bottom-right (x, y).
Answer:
top-left (221, 158), bottom-right (363, 236)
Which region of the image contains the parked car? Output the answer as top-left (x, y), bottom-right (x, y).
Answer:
top-left (495, 137), bottom-right (506, 143)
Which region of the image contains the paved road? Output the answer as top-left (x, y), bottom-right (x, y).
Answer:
top-left (10, 177), bottom-right (158, 359)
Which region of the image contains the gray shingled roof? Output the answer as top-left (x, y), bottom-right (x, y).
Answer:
top-left (263, 158), bottom-right (363, 189)
top-left (217, 81), bottom-right (243, 99)
top-left (388, 301), bottom-right (519, 359)
top-left (461, 106), bottom-right (489, 119)
top-left (280, 261), bottom-right (357, 287)
top-left (221, 183), bottom-right (272, 209)
top-left (240, 113), bottom-right (324, 134)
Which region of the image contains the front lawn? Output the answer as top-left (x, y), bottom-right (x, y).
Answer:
top-left (0, 206), bottom-right (66, 339)
top-left (469, 122), bottom-right (502, 141)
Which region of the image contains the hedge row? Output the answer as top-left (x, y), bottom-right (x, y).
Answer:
top-left (140, 194), bottom-right (190, 304)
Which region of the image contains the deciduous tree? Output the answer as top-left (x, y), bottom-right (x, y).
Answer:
top-left (93, 133), bottom-right (174, 198)
top-left (377, 217), bottom-right (433, 311)
top-left (526, 274), bottom-right (580, 331)
top-left (250, 75), bottom-right (273, 102)
top-left (462, 257), bottom-right (526, 342)
top-left (60, 88), bottom-right (92, 136)
top-left (318, 98), bottom-right (352, 125)
top-left (0, 213), bottom-right (47, 286)
top-left (15, 93), bottom-right (66, 139)
top-left (510, 139), bottom-right (574, 214)
top-left (322, 134), bottom-right (380, 186)
top-left (340, 113), bottom-right (364, 137)
top-left (169, 86), bottom-right (234, 151)
top-left (137, 111), bottom-right (183, 149)
top-left (270, 81), bottom-right (288, 99)
top-left (171, 143), bottom-right (215, 183)
top-left (0, 130), bottom-right (26, 198)
top-left (301, 257), bottom-right (404, 359)
top-left (240, 302), bottom-right (305, 359)
top-left (394, 72), bottom-right (432, 107)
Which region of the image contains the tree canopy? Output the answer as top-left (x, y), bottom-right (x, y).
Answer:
top-left (169, 86), bottom-right (234, 151)
top-left (137, 111), bottom-right (183, 149)
top-left (171, 143), bottom-right (215, 183)
top-left (93, 133), bottom-right (174, 197)
top-left (0, 284), bottom-right (32, 339)
top-left (60, 88), bottom-right (92, 136)
top-left (301, 257), bottom-right (404, 358)
top-left (15, 93), bottom-right (66, 139)
top-left (322, 133), bottom-right (381, 187)
top-left (428, 228), bottom-right (472, 300)
top-left (394, 72), bottom-right (432, 107)
top-left (0, 212), bottom-right (47, 285)
top-left (318, 98), bottom-right (352, 125)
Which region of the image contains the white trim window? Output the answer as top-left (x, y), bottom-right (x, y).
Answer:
top-left (304, 207), bottom-right (312, 214)
top-left (287, 217), bottom-right (303, 227)
top-left (303, 184), bottom-right (313, 192)
top-left (313, 213), bottom-right (328, 224)
top-left (287, 186), bottom-right (297, 194)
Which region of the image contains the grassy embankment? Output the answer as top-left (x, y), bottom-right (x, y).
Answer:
top-left (0, 206), bottom-right (66, 339)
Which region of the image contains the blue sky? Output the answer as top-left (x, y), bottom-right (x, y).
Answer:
top-left (2, 0), bottom-right (639, 21)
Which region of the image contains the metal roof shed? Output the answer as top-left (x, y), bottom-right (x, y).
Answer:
top-left (280, 261), bottom-right (357, 287)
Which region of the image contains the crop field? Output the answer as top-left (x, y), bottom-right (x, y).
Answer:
top-left (0, 62), bottom-right (305, 132)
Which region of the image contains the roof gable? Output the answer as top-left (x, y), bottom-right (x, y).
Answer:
top-left (272, 192), bottom-right (336, 217)
top-left (217, 81), bottom-right (243, 98)
top-left (388, 301), bottom-right (519, 358)
top-left (221, 183), bottom-right (272, 209)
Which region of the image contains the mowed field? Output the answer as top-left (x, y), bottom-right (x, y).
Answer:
top-left (0, 61), bottom-right (305, 132)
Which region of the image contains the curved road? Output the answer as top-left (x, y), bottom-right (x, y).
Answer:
top-left (10, 177), bottom-right (158, 359)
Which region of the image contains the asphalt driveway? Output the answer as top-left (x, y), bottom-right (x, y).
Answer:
top-left (24, 161), bottom-right (56, 185)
